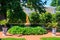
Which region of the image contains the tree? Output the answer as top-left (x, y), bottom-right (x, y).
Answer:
top-left (56, 6), bottom-right (60, 11)
top-left (0, 0), bottom-right (47, 24)
top-left (0, 0), bottom-right (26, 24)
top-left (29, 12), bottom-right (40, 25)
top-left (21, 0), bottom-right (47, 13)
top-left (51, 0), bottom-right (60, 11)
top-left (51, 0), bottom-right (60, 6)
top-left (0, 0), bottom-right (7, 19)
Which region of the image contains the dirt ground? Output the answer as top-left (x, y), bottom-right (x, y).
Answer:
top-left (0, 32), bottom-right (60, 40)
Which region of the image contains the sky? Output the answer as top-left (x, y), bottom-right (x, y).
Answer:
top-left (42, 0), bottom-right (52, 6)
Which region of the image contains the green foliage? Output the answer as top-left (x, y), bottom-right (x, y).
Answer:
top-left (31, 27), bottom-right (47, 35)
top-left (7, 9), bottom-right (26, 23)
top-left (29, 12), bottom-right (53, 27)
top-left (56, 11), bottom-right (60, 28)
top-left (1, 0), bottom-right (26, 24)
top-left (8, 26), bottom-right (47, 35)
top-left (29, 12), bottom-right (40, 25)
top-left (0, 0), bottom-right (46, 25)
top-left (8, 26), bottom-right (25, 34)
top-left (6, 0), bottom-right (26, 23)
top-left (56, 11), bottom-right (60, 22)
top-left (46, 13), bottom-right (58, 28)
top-left (45, 12), bottom-right (52, 23)
top-left (1, 38), bottom-right (26, 40)
top-left (22, 0), bottom-right (47, 13)
top-left (41, 37), bottom-right (60, 40)
top-left (0, 20), bottom-right (7, 25)
top-left (47, 21), bottom-right (58, 28)
top-left (52, 14), bottom-right (56, 22)
top-left (39, 13), bottom-right (46, 25)
top-left (51, 0), bottom-right (60, 6)
top-left (39, 12), bottom-right (52, 26)
top-left (23, 27), bottom-right (33, 35)
top-left (45, 13), bottom-right (58, 28)
top-left (56, 6), bottom-right (60, 11)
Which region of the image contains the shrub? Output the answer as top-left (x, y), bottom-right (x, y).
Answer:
top-left (8, 26), bottom-right (25, 34)
top-left (23, 27), bottom-right (33, 35)
top-left (7, 9), bottom-right (26, 24)
top-left (29, 12), bottom-right (40, 25)
top-left (44, 12), bottom-right (52, 23)
top-left (0, 20), bottom-right (7, 25)
top-left (31, 27), bottom-right (47, 35)
top-left (0, 38), bottom-right (26, 40)
top-left (39, 12), bottom-right (52, 27)
top-left (56, 12), bottom-right (60, 28)
top-left (8, 26), bottom-right (47, 35)
top-left (39, 13), bottom-right (46, 26)
top-left (56, 6), bottom-right (60, 11)
top-left (56, 11), bottom-right (60, 22)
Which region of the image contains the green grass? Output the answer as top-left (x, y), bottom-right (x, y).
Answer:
top-left (0, 38), bottom-right (26, 40)
top-left (41, 37), bottom-right (60, 40)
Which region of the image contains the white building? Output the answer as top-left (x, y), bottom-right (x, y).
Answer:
top-left (45, 6), bottom-right (56, 14)
top-left (23, 6), bottom-right (56, 15)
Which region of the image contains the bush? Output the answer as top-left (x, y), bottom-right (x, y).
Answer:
top-left (31, 27), bottom-right (47, 35)
top-left (44, 12), bottom-right (52, 23)
top-left (29, 12), bottom-right (40, 25)
top-left (23, 27), bottom-right (33, 35)
top-left (56, 11), bottom-right (60, 22)
top-left (39, 12), bottom-right (52, 27)
top-left (0, 20), bottom-right (7, 25)
top-left (56, 6), bottom-right (60, 11)
top-left (8, 26), bottom-right (47, 35)
top-left (8, 26), bottom-right (25, 34)
top-left (56, 12), bottom-right (60, 28)
top-left (7, 8), bottom-right (26, 23)
top-left (0, 38), bottom-right (26, 40)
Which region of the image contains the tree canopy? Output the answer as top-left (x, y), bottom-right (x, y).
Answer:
top-left (21, 0), bottom-right (47, 13)
top-left (51, 0), bottom-right (60, 11)
top-left (0, 0), bottom-right (47, 24)
top-left (51, 0), bottom-right (60, 6)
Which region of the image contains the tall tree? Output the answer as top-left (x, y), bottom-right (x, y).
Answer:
top-left (21, 0), bottom-right (47, 13)
top-left (0, 0), bottom-right (7, 19)
top-left (51, 0), bottom-right (60, 11)
top-left (51, 0), bottom-right (60, 6)
top-left (0, 0), bottom-right (47, 24)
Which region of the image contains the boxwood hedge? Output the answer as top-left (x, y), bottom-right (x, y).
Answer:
top-left (8, 26), bottom-right (47, 35)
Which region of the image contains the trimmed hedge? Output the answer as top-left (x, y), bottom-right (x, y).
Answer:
top-left (0, 38), bottom-right (26, 40)
top-left (8, 26), bottom-right (47, 35)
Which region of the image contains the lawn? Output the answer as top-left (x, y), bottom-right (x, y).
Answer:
top-left (0, 38), bottom-right (26, 40)
top-left (41, 37), bottom-right (60, 40)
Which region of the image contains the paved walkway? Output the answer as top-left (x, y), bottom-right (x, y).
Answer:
top-left (0, 32), bottom-right (60, 40)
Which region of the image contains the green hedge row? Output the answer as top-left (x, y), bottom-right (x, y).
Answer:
top-left (8, 26), bottom-right (47, 35)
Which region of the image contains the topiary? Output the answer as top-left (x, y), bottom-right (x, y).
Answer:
top-left (8, 26), bottom-right (47, 35)
top-left (29, 12), bottom-right (40, 25)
